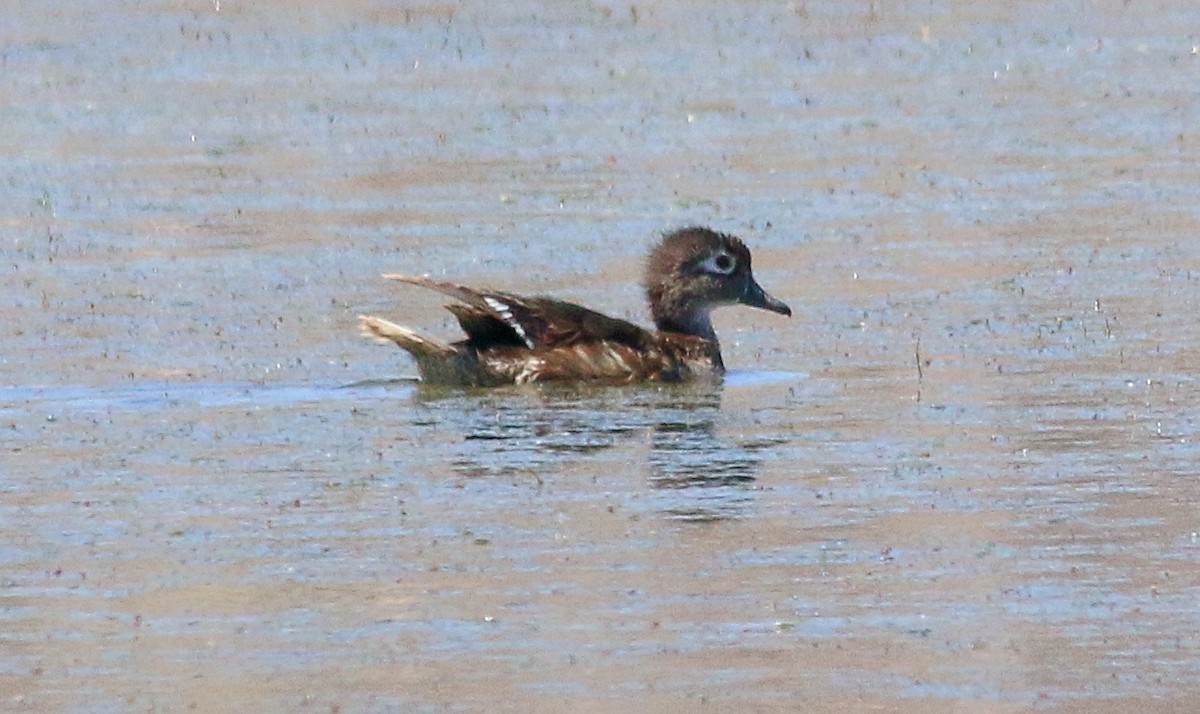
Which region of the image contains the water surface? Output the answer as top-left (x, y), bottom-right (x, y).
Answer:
top-left (4, 1), bottom-right (1200, 711)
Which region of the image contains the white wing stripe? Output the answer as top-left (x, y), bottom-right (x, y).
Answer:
top-left (484, 296), bottom-right (534, 348)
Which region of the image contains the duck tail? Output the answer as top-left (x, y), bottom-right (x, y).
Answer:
top-left (359, 315), bottom-right (457, 359)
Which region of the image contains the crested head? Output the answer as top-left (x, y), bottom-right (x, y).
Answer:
top-left (644, 226), bottom-right (791, 340)
top-left (645, 227), bottom-right (750, 284)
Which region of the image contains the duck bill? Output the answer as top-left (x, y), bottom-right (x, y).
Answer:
top-left (742, 277), bottom-right (792, 317)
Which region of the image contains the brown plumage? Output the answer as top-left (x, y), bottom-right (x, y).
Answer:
top-left (359, 226), bottom-right (791, 386)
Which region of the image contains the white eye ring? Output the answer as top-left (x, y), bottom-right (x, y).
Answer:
top-left (700, 251), bottom-right (737, 275)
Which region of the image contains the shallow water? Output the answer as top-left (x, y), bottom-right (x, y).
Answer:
top-left (5, 1), bottom-right (1200, 711)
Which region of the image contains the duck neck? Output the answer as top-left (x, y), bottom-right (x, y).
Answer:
top-left (654, 308), bottom-right (717, 343)
top-left (653, 308), bottom-right (725, 371)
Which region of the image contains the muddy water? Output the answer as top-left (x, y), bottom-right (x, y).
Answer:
top-left (4, 1), bottom-right (1200, 711)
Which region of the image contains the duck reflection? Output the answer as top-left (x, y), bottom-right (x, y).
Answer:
top-left (647, 401), bottom-right (760, 522)
top-left (415, 381), bottom-right (762, 522)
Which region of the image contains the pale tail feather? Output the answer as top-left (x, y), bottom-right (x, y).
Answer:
top-left (358, 315), bottom-right (456, 358)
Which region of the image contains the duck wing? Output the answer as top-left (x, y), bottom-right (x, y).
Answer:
top-left (383, 274), bottom-right (655, 352)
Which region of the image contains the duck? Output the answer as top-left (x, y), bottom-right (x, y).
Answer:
top-left (359, 226), bottom-right (791, 385)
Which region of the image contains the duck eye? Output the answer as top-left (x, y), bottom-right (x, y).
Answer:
top-left (702, 252), bottom-right (737, 275)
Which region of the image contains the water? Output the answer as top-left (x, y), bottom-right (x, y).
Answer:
top-left (4, 1), bottom-right (1200, 711)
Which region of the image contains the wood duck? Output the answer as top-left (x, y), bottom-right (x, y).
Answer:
top-left (359, 226), bottom-right (791, 385)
